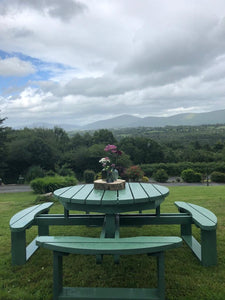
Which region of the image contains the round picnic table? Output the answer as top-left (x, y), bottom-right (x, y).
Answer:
top-left (54, 182), bottom-right (169, 237)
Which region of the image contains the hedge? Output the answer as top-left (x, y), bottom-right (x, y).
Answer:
top-left (30, 175), bottom-right (78, 194)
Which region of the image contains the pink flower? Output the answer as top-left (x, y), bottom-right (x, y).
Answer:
top-left (104, 144), bottom-right (117, 152)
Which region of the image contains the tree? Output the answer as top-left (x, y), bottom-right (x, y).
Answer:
top-left (93, 129), bottom-right (116, 144)
top-left (0, 115), bottom-right (7, 179)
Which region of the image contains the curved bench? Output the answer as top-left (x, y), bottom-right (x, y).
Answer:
top-left (10, 202), bottom-right (53, 265)
top-left (36, 235), bottom-right (182, 300)
top-left (175, 201), bottom-right (217, 266)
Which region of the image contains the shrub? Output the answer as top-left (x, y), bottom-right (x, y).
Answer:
top-left (181, 169), bottom-right (202, 183)
top-left (55, 164), bottom-right (75, 177)
top-left (125, 165), bottom-right (144, 181)
top-left (142, 176), bottom-right (149, 182)
top-left (25, 165), bottom-right (45, 182)
top-left (211, 171), bottom-right (225, 183)
top-left (153, 169), bottom-right (168, 183)
top-left (83, 170), bottom-right (95, 183)
top-left (30, 176), bottom-right (78, 194)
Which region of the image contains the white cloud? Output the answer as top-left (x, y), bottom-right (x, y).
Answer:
top-left (0, 57), bottom-right (36, 77)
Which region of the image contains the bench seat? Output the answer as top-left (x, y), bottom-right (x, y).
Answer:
top-left (175, 201), bottom-right (217, 266)
top-left (10, 202), bottom-right (53, 265)
top-left (174, 201), bottom-right (217, 230)
top-left (36, 235), bottom-right (182, 255)
top-left (10, 202), bottom-right (53, 231)
top-left (36, 235), bottom-right (182, 300)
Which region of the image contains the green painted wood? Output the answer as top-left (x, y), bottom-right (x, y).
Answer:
top-left (10, 202), bottom-right (53, 231)
top-left (26, 237), bottom-right (39, 260)
top-left (36, 236), bottom-right (182, 255)
top-left (53, 186), bottom-right (75, 197)
top-left (182, 235), bottom-right (201, 261)
top-left (55, 185), bottom-right (85, 205)
top-left (53, 183), bottom-right (169, 213)
top-left (117, 187), bottom-right (134, 204)
top-left (58, 186), bottom-right (82, 200)
top-left (86, 187), bottom-right (104, 205)
top-left (73, 184), bottom-right (93, 204)
top-left (175, 201), bottom-right (217, 230)
top-left (201, 230), bottom-right (217, 266)
top-left (128, 182), bottom-right (149, 203)
top-left (101, 190), bottom-right (117, 205)
top-left (141, 184), bottom-right (169, 201)
top-left (58, 287), bottom-right (160, 300)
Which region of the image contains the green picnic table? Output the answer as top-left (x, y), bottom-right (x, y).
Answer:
top-left (53, 182), bottom-right (169, 238)
top-left (10, 182), bottom-right (218, 300)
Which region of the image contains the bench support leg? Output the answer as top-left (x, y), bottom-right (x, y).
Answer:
top-left (181, 223), bottom-right (192, 236)
top-left (38, 224), bottom-right (49, 236)
top-left (201, 230), bottom-right (217, 267)
top-left (157, 252), bottom-right (165, 299)
top-left (11, 231), bottom-right (26, 265)
top-left (53, 251), bottom-right (63, 300)
top-left (52, 250), bottom-right (166, 300)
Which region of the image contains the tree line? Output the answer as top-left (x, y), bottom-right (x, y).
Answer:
top-left (0, 118), bottom-right (225, 184)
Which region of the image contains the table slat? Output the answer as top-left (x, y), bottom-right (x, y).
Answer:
top-left (59, 185), bottom-right (84, 200)
top-left (102, 191), bottom-right (117, 205)
top-left (71, 185), bottom-right (93, 204)
top-left (117, 187), bottom-right (134, 204)
top-left (140, 183), bottom-right (161, 200)
top-left (86, 188), bottom-right (104, 205)
top-left (129, 183), bottom-right (149, 203)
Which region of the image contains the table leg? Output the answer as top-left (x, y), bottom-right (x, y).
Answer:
top-left (104, 214), bottom-right (116, 238)
top-left (64, 208), bottom-right (69, 218)
top-left (156, 206), bottom-right (160, 216)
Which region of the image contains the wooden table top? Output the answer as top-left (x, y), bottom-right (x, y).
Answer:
top-left (54, 182), bottom-right (169, 214)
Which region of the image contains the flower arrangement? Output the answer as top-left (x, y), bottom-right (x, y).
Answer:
top-left (99, 144), bottom-right (122, 182)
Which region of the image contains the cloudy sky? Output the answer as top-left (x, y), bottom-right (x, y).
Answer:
top-left (1, 0), bottom-right (225, 128)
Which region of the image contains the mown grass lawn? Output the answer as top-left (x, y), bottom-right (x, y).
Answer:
top-left (0, 185), bottom-right (225, 300)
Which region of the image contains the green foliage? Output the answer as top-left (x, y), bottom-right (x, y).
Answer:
top-left (181, 169), bottom-right (202, 183)
top-left (55, 164), bottom-right (75, 177)
top-left (141, 162), bottom-right (225, 177)
top-left (125, 165), bottom-right (144, 181)
top-left (153, 169), bottom-right (168, 182)
top-left (2, 124), bottom-right (225, 184)
top-left (141, 176), bottom-right (149, 182)
top-left (30, 176), bottom-right (78, 194)
top-left (119, 136), bottom-right (164, 164)
top-left (83, 170), bottom-right (95, 183)
top-left (211, 171), bottom-right (225, 183)
top-left (25, 165), bottom-right (45, 182)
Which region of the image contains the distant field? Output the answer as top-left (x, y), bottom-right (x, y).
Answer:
top-left (1, 186), bottom-right (225, 300)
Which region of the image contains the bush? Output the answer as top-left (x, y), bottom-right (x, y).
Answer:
top-left (211, 171), bottom-right (225, 183)
top-left (153, 169), bottom-right (168, 183)
top-left (83, 170), bottom-right (95, 183)
top-left (25, 165), bottom-right (45, 182)
top-left (30, 175), bottom-right (78, 194)
top-left (125, 165), bottom-right (144, 181)
top-left (55, 164), bottom-right (75, 177)
top-left (141, 176), bottom-right (149, 182)
top-left (181, 169), bottom-right (202, 183)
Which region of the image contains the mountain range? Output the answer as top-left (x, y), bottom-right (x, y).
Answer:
top-left (25, 109), bottom-right (225, 131)
top-left (81, 109), bottom-right (225, 130)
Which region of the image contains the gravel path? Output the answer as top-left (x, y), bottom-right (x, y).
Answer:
top-left (0, 184), bottom-right (32, 193)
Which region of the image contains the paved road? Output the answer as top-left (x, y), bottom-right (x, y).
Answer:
top-left (0, 184), bottom-right (32, 193)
